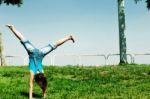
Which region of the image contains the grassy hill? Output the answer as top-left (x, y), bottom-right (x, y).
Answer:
top-left (0, 64), bottom-right (150, 99)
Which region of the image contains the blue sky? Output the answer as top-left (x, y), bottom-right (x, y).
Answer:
top-left (0, 0), bottom-right (150, 65)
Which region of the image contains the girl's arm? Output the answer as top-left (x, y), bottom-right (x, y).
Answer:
top-left (29, 72), bottom-right (34, 99)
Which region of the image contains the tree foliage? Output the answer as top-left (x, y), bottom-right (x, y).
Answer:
top-left (135, 0), bottom-right (150, 9)
top-left (146, 0), bottom-right (150, 9)
top-left (0, 0), bottom-right (23, 7)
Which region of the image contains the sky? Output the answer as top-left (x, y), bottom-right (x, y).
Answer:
top-left (0, 0), bottom-right (150, 65)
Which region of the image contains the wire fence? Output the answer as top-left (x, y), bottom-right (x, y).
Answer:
top-left (1, 53), bottom-right (150, 66)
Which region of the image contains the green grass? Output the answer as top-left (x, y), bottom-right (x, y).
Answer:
top-left (1, 64), bottom-right (150, 99)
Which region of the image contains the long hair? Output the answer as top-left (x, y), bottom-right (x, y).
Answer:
top-left (34, 73), bottom-right (47, 93)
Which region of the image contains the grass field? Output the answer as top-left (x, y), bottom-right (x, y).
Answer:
top-left (1, 64), bottom-right (150, 99)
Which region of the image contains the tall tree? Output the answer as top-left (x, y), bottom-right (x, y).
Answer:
top-left (118, 0), bottom-right (128, 64)
top-left (0, 0), bottom-right (23, 66)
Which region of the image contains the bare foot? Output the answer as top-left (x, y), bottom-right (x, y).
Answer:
top-left (70, 35), bottom-right (75, 43)
top-left (6, 24), bottom-right (14, 29)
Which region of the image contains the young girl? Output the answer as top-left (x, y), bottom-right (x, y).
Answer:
top-left (6, 24), bottom-right (75, 99)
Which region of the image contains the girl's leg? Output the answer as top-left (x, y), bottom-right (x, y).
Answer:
top-left (40, 35), bottom-right (75, 56)
top-left (6, 24), bottom-right (25, 41)
top-left (29, 72), bottom-right (34, 99)
top-left (6, 24), bottom-right (35, 52)
top-left (55, 35), bottom-right (74, 47)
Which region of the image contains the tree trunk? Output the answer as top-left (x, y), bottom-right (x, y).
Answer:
top-left (118, 0), bottom-right (128, 64)
top-left (0, 33), bottom-right (6, 66)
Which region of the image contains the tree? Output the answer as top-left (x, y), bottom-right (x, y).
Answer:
top-left (0, 33), bottom-right (6, 66)
top-left (0, 0), bottom-right (23, 66)
top-left (135, 0), bottom-right (150, 9)
top-left (146, 0), bottom-right (150, 8)
top-left (117, 0), bottom-right (150, 65)
top-left (118, 0), bottom-right (128, 64)
top-left (0, 0), bottom-right (23, 7)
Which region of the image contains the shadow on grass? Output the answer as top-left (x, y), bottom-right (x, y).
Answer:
top-left (20, 91), bottom-right (42, 98)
